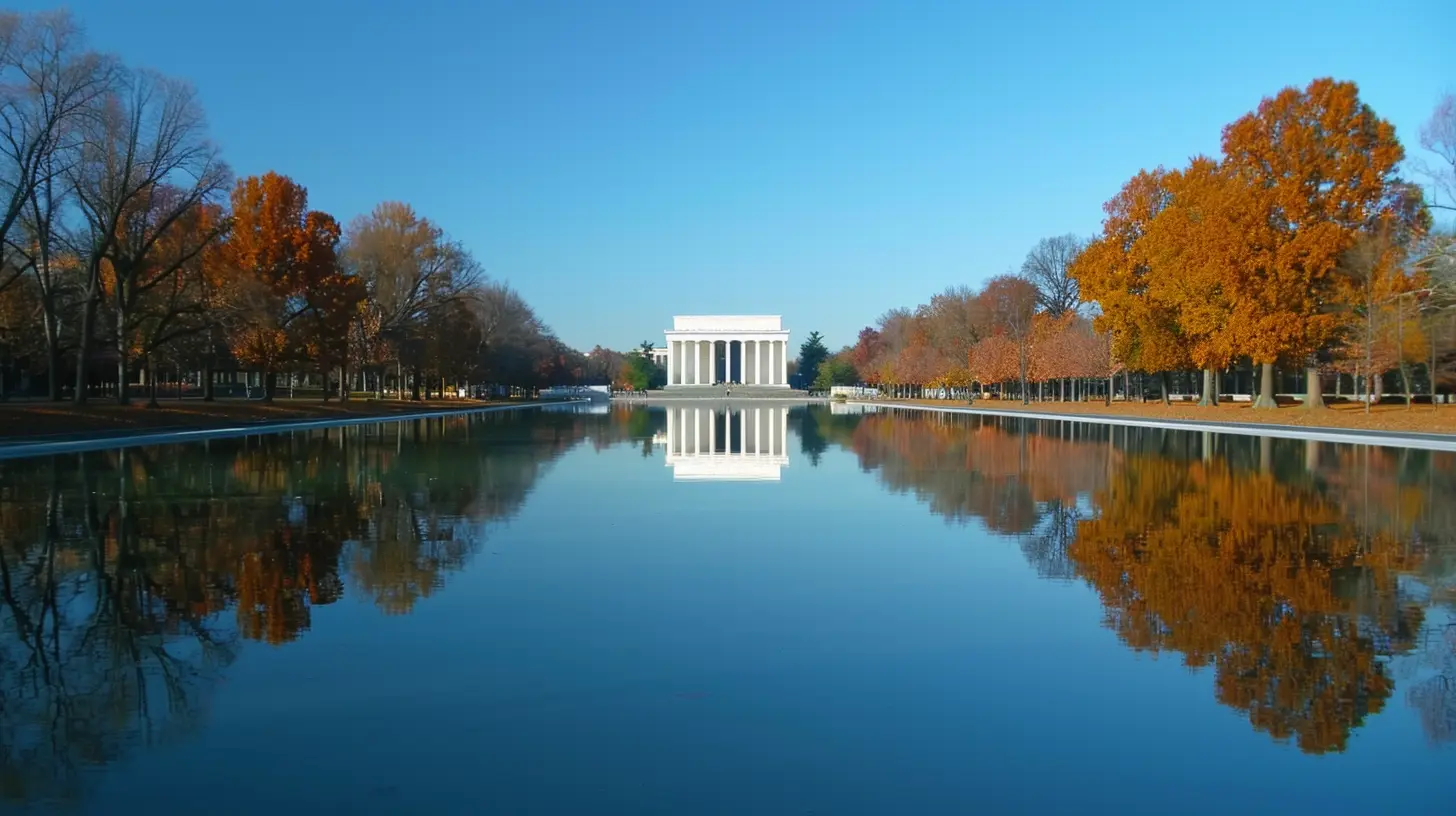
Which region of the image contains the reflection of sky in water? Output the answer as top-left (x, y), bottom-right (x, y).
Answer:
top-left (0, 405), bottom-right (1452, 814)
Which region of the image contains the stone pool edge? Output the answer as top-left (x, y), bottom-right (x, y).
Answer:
top-left (0, 400), bottom-right (582, 461)
top-left (850, 401), bottom-right (1456, 452)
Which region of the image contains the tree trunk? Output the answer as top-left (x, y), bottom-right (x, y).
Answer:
top-left (1253, 362), bottom-right (1278, 409)
top-left (73, 283), bottom-right (96, 405)
top-left (115, 345), bottom-right (131, 405)
top-left (1018, 352), bottom-right (1029, 406)
top-left (339, 363), bottom-right (349, 402)
top-left (146, 356), bottom-right (160, 408)
top-left (203, 358), bottom-right (215, 401)
top-left (1159, 371), bottom-right (1171, 406)
top-left (262, 369), bottom-right (276, 403)
top-left (1106, 374), bottom-right (1113, 406)
top-left (411, 368), bottom-right (422, 401)
top-left (1303, 365), bottom-right (1326, 410)
top-left (44, 318), bottom-right (61, 401)
top-left (1400, 362), bottom-right (1413, 409)
top-left (1432, 331), bottom-right (1440, 408)
top-left (1198, 368), bottom-right (1216, 407)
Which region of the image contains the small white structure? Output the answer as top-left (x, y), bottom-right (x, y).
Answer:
top-left (663, 315), bottom-right (791, 387)
top-left (663, 404), bottom-right (789, 481)
top-left (830, 385), bottom-right (879, 399)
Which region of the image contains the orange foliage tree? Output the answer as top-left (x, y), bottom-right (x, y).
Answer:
top-left (1071, 168), bottom-right (1190, 403)
top-left (1219, 78), bottom-right (1412, 408)
top-left (223, 172), bottom-right (353, 400)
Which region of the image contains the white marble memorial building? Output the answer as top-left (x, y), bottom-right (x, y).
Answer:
top-left (663, 316), bottom-right (791, 387)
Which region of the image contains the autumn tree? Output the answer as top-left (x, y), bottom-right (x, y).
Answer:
top-left (1333, 201), bottom-right (1432, 411)
top-left (1020, 234), bottom-right (1085, 317)
top-left (1134, 157), bottom-right (1253, 406)
top-left (223, 172), bottom-right (342, 401)
top-left (923, 285), bottom-right (988, 379)
top-left (982, 276), bottom-right (1037, 402)
top-left (1220, 78), bottom-right (1413, 409)
top-left (1072, 168), bottom-right (1191, 405)
top-left (342, 201), bottom-right (480, 398)
top-left (124, 199), bottom-right (230, 406)
top-left (848, 327), bottom-right (882, 377)
top-left (966, 334), bottom-right (1017, 394)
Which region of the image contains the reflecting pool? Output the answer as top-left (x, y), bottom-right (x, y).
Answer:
top-left (0, 403), bottom-right (1452, 814)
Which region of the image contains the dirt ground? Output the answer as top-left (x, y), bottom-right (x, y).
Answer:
top-left (881, 397), bottom-right (1456, 435)
top-left (0, 397), bottom-right (514, 441)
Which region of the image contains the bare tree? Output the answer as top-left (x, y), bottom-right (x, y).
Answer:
top-left (1416, 94), bottom-right (1455, 212)
top-left (1417, 231), bottom-right (1456, 401)
top-left (469, 281), bottom-right (544, 388)
top-left (0, 11), bottom-right (116, 297)
top-left (66, 69), bottom-right (227, 404)
top-left (1019, 234), bottom-right (1086, 317)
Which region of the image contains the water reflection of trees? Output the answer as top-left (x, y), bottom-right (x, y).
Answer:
top-left (0, 407), bottom-right (630, 805)
top-left (810, 405), bottom-right (1456, 754)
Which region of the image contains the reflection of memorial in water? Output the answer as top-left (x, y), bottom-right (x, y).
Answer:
top-left (663, 404), bottom-right (789, 481)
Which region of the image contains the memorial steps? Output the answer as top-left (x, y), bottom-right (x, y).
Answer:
top-left (646, 385), bottom-right (814, 400)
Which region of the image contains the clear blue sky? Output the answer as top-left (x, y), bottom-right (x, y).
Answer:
top-left (24, 0), bottom-right (1453, 352)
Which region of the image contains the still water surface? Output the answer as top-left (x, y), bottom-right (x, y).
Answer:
top-left (0, 403), bottom-right (1452, 814)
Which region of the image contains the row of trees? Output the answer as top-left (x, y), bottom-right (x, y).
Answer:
top-left (807, 255), bottom-right (1113, 399)
top-left (816, 81), bottom-right (1456, 408)
top-left (0, 10), bottom-right (578, 404)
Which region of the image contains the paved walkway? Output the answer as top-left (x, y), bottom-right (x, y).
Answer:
top-left (0, 402), bottom-right (563, 461)
top-left (855, 401), bottom-right (1456, 452)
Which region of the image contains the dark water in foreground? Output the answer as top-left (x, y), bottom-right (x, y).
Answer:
top-left (0, 402), bottom-right (1452, 814)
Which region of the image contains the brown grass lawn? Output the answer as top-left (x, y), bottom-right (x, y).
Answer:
top-left (882, 397), bottom-right (1456, 435)
top-left (0, 397), bottom-right (516, 441)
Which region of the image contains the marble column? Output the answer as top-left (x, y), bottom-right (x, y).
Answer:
top-left (668, 340), bottom-right (677, 386)
top-left (779, 340), bottom-right (787, 386)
